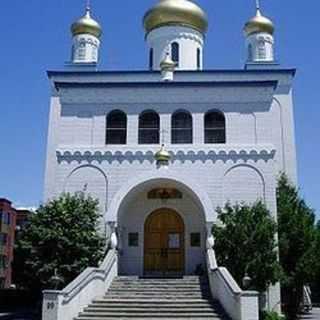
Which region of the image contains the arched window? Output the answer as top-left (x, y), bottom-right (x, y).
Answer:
top-left (106, 110), bottom-right (127, 144)
top-left (172, 111), bottom-right (193, 144)
top-left (149, 48), bottom-right (153, 70)
top-left (139, 110), bottom-right (160, 144)
top-left (204, 111), bottom-right (226, 144)
top-left (197, 48), bottom-right (201, 69)
top-left (171, 42), bottom-right (179, 66)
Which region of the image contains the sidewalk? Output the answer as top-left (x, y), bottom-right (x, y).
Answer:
top-left (299, 307), bottom-right (320, 319)
top-left (0, 311), bottom-right (37, 320)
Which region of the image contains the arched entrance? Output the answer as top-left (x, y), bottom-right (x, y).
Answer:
top-left (144, 208), bottom-right (185, 276)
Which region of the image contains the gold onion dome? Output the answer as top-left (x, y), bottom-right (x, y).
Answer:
top-left (244, 9), bottom-right (274, 36)
top-left (144, 0), bottom-right (208, 34)
top-left (71, 7), bottom-right (102, 38)
top-left (160, 53), bottom-right (176, 69)
top-left (155, 145), bottom-right (171, 162)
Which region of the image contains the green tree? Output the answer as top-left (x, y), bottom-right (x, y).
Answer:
top-left (13, 192), bottom-right (105, 296)
top-left (312, 222), bottom-right (320, 304)
top-left (277, 174), bottom-right (317, 320)
top-left (213, 201), bottom-right (281, 293)
top-left (315, 223), bottom-right (320, 300)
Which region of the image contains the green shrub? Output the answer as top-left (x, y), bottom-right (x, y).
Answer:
top-left (261, 311), bottom-right (286, 320)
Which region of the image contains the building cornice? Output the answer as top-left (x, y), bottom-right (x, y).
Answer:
top-left (53, 80), bottom-right (278, 91)
top-left (56, 145), bottom-right (276, 164)
top-left (47, 69), bottom-right (296, 78)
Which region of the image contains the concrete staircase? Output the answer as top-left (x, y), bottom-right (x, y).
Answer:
top-left (74, 276), bottom-right (229, 319)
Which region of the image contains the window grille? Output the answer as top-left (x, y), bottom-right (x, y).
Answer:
top-left (106, 110), bottom-right (127, 144)
top-left (204, 111), bottom-right (226, 144)
top-left (171, 42), bottom-right (179, 66)
top-left (172, 111), bottom-right (193, 144)
top-left (139, 111), bottom-right (160, 144)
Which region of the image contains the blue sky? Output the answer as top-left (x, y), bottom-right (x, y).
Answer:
top-left (0, 0), bottom-right (319, 217)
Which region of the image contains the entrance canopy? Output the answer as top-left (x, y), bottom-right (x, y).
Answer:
top-left (106, 169), bottom-right (216, 223)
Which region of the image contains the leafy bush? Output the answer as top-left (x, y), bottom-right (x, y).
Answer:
top-left (261, 311), bottom-right (286, 320)
top-left (213, 201), bottom-right (281, 292)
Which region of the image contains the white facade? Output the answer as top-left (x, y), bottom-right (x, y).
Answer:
top-left (44, 70), bottom-right (297, 297)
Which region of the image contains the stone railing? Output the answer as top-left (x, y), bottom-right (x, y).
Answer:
top-left (42, 249), bottom-right (118, 320)
top-left (206, 248), bottom-right (259, 320)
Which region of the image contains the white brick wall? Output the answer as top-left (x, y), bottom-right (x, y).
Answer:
top-left (43, 70), bottom-right (296, 313)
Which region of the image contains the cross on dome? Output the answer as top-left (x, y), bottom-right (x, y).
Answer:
top-left (85, 0), bottom-right (91, 14)
top-left (256, 0), bottom-right (260, 10)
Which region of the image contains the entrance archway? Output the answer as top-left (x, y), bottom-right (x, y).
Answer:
top-left (144, 208), bottom-right (185, 276)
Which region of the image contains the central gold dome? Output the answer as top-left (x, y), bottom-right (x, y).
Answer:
top-left (143, 0), bottom-right (208, 34)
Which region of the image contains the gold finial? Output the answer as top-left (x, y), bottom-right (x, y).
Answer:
top-left (86, 0), bottom-right (91, 12)
top-left (155, 144), bottom-right (171, 163)
top-left (255, 0), bottom-right (262, 17)
top-left (160, 49), bottom-right (176, 70)
top-left (155, 129), bottom-right (171, 163)
top-left (256, 0), bottom-right (260, 11)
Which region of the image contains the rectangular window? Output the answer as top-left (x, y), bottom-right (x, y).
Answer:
top-left (128, 233), bottom-right (139, 247)
top-left (2, 212), bottom-right (10, 225)
top-left (0, 234), bottom-right (7, 246)
top-left (0, 255), bottom-right (6, 269)
top-left (190, 233), bottom-right (201, 247)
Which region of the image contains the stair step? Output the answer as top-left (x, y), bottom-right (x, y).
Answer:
top-left (92, 301), bottom-right (217, 307)
top-left (104, 295), bottom-right (212, 300)
top-left (111, 283), bottom-right (209, 287)
top-left (93, 298), bottom-right (217, 303)
top-left (109, 289), bottom-right (209, 293)
top-left (74, 316), bottom-right (224, 320)
top-left (87, 306), bottom-right (217, 310)
top-left (75, 276), bottom-right (228, 320)
top-left (83, 306), bottom-right (221, 314)
top-left (77, 312), bottom-right (224, 318)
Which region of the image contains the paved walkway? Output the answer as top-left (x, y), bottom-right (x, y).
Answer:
top-left (299, 308), bottom-right (320, 319)
top-left (0, 312), bottom-right (37, 320)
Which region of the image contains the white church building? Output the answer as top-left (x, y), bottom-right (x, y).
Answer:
top-left (43, 1), bottom-right (297, 319)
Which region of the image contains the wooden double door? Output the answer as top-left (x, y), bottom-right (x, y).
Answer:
top-left (144, 209), bottom-right (185, 276)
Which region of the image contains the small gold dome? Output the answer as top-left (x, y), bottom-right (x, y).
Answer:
top-left (144, 0), bottom-right (208, 34)
top-left (155, 145), bottom-right (171, 162)
top-left (244, 9), bottom-right (274, 36)
top-left (71, 8), bottom-right (102, 38)
top-left (160, 53), bottom-right (176, 70)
